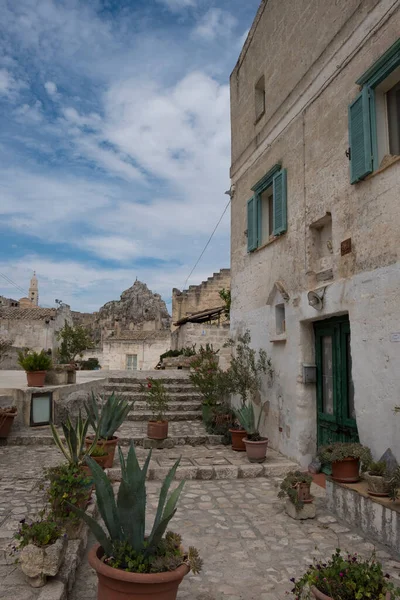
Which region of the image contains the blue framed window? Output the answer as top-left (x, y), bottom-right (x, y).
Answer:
top-left (349, 38), bottom-right (400, 183)
top-left (247, 164), bottom-right (287, 252)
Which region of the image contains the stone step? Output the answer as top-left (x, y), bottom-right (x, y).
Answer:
top-left (127, 410), bottom-right (202, 422)
top-left (103, 391), bottom-right (202, 402)
top-left (107, 377), bottom-right (191, 386)
top-left (130, 401), bottom-right (201, 412)
top-left (104, 383), bottom-right (197, 394)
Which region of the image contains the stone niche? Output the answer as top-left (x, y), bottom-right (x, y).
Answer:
top-left (308, 213), bottom-right (334, 282)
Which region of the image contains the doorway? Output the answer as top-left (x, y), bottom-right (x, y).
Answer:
top-left (314, 315), bottom-right (358, 449)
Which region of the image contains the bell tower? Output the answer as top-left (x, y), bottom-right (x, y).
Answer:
top-left (29, 271), bottom-right (39, 306)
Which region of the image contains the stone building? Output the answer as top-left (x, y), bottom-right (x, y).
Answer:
top-left (230, 0), bottom-right (400, 466)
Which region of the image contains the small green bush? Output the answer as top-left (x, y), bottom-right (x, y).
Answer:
top-left (18, 349), bottom-right (52, 372)
top-left (14, 515), bottom-right (62, 549)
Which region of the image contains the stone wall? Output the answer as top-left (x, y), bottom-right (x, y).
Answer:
top-left (172, 269), bottom-right (230, 327)
top-left (230, 0), bottom-right (400, 465)
top-left (91, 336), bottom-right (171, 371)
top-left (171, 322), bottom-right (231, 370)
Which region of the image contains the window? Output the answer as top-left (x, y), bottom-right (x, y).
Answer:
top-left (126, 354), bottom-right (137, 370)
top-left (349, 38), bottom-right (400, 183)
top-left (255, 76), bottom-right (265, 121)
top-left (247, 164), bottom-right (287, 252)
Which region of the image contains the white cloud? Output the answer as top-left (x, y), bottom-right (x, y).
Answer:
top-left (193, 9), bottom-right (237, 41)
top-left (0, 68), bottom-right (25, 99)
top-left (157, 0), bottom-right (196, 11)
top-left (14, 100), bottom-right (43, 123)
top-left (44, 81), bottom-right (57, 97)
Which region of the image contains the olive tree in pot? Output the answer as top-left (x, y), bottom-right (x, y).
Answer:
top-left (18, 349), bottom-right (52, 387)
top-left (233, 402), bottom-right (268, 463)
top-left (225, 331), bottom-right (272, 452)
top-left (140, 378), bottom-right (170, 440)
top-left (84, 392), bottom-right (134, 468)
top-left (317, 442), bottom-right (371, 483)
top-left (290, 549), bottom-right (399, 599)
top-left (70, 444), bottom-right (202, 600)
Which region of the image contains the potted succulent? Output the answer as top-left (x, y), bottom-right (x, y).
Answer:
top-left (290, 549), bottom-right (399, 599)
top-left (70, 444), bottom-right (202, 600)
top-left (141, 378), bottom-right (170, 440)
top-left (0, 405), bottom-right (18, 438)
top-left (233, 402), bottom-right (268, 463)
top-left (364, 461), bottom-right (391, 497)
top-left (225, 331), bottom-right (272, 451)
top-left (88, 444), bottom-right (109, 470)
top-left (14, 514), bottom-right (66, 588)
top-left (317, 442), bottom-right (372, 483)
top-left (84, 392), bottom-right (134, 467)
top-left (278, 471), bottom-right (313, 510)
top-left (17, 349), bottom-right (52, 387)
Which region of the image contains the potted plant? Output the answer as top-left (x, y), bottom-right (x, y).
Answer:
top-left (364, 461), bottom-right (391, 497)
top-left (317, 442), bottom-right (372, 483)
top-left (17, 349), bottom-right (52, 387)
top-left (70, 444), bottom-right (202, 600)
top-left (14, 514), bottom-right (66, 588)
top-left (290, 549), bottom-right (399, 599)
top-left (189, 345), bottom-right (227, 424)
top-left (278, 471), bottom-right (313, 510)
top-left (88, 444), bottom-right (109, 470)
top-left (0, 405), bottom-right (18, 438)
top-left (141, 378), bottom-right (170, 440)
top-left (84, 392), bottom-right (134, 467)
top-left (233, 402), bottom-right (268, 463)
top-left (225, 331), bottom-right (272, 451)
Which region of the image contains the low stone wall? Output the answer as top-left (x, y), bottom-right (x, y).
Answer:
top-left (171, 322), bottom-right (231, 369)
top-left (326, 478), bottom-right (400, 554)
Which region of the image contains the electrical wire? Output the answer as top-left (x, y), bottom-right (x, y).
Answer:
top-left (182, 198), bottom-right (231, 290)
top-left (0, 271), bottom-right (28, 297)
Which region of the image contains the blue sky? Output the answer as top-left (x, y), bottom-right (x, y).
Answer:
top-left (0, 0), bottom-right (259, 312)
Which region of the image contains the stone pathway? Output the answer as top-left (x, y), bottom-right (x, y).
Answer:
top-left (70, 478), bottom-right (400, 600)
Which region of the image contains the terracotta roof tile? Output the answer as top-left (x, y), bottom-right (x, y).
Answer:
top-left (0, 307), bottom-right (57, 321)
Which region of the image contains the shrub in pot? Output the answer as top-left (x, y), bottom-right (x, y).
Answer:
top-left (189, 345), bottom-right (230, 425)
top-left (84, 392), bottom-right (134, 467)
top-left (233, 402), bottom-right (268, 463)
top-left (278, 471), bottom-right (313, 510)
top-left (70, 444), bottom-right (202, 600)
top-left (317, 442), bottom-right (372, 483)
top-left (0, 405), bottom-right (18, 438)
top-left (364, 461), bottom-right (391, 497)
top-left (17, 349), bottom-right (52, 387)
top-left (290, 548), bottom-right (399, 599)
top-left (225, 330), bottom-right (272, 452)
top-left (140, 378), bottom-right (170, 440)
top-left (14, 514), bottom-right (66, 588)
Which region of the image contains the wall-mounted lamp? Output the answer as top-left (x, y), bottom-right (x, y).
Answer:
top-left (307, 287), bottom-right (327, 311)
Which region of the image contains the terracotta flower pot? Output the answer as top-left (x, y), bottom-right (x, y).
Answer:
top-left (147, 421), bottom-right (168, 440)
top-left (26, 371), bottom-right (46, 387)
top-left (331, 457), bottom-right (360, 483)
top-left (88, 543), bottom-right (189, 600)
top-left (82, 454), bottom-right (109, 476)
top-left (297, 481), bottom-right (313, 503)
top-left (311, 586), bottom-right (390, 599)
top-left (364, 471), bottom-right (390, 497)
top-left (0, 409), bottom-right (17, 438)
top-left (86, 437), bottom-right (119, 469)
top-left (229, 428), bottom-right (246, 452)
top-left (243, 437), bottom-right (268, 463)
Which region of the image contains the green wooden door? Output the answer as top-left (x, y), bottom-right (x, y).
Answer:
top-left (314, 316), bottom-right (358, 449)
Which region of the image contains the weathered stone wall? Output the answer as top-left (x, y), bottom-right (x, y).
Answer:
top-left (100, 337), bottom-right (170, 371)
top-left (171, 322), bottom-right (231, 370)
top-left (172, 269), bottom-right (230, 326)
top-left (230, 0), bottom-right (400, 465)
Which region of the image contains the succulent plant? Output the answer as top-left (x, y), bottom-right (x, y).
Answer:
top-left (317, 442), bottom-right (372, 471)
top-left (84, 391), bottom-right (133, 440)
top-left (233, 402), bottom-right (265, 441)
top-left (278, 470), bottom-right (313, 510)
top-left (50, 411), bottom-right (98, 465)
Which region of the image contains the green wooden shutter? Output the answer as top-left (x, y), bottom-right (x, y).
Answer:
top-left (272, 169), bottom-right (287, 236)
top-left (348, 87), bottom-right (373, 183)
top-left (247, 196), bottom-right (257, 252)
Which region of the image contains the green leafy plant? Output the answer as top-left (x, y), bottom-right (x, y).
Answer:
top-left (57, 321), bottom-right (93, 363)
top-left (140, 378), bottom-right (170, 422)
top-left (84, 391), bottom-right (133, 440)
top-left (190, 346), bottom-right (230, 408)
top-left (367, 461), bottom-right (387, 476)
top-left (89, 445), bottom-right (108, 457)
top-left (317, 442), bottom-right (372, 471)
top-left (278, 471), bottom-right (313, 510)
top-left (80, 357), bottom-right (100, 370)
top-left (290, 549), bottom-right (400, 599)
top-left (218, 287), bottom-right (231, 319)
top-left (202, 402), bottom-right (234, 445)
top-left (44, 463), bottom-right (93, 525)
top-left (50, 411), bottom-right (98, 465)
top-left (69, 443), bottom-right (202, 575)
top-left (17, 349), bottom-right (52, 372)
top-left (233, 402), bottom-right (265, 441)
top-left (14, 515), bottom-right (62, 549)
top-left (160, 346), bottom-right (196, 361)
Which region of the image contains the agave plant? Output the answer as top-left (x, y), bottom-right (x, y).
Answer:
top-left (50, 411), bottom-right (99, 465)
top-left (70, 443), bottom-right (202, 573)
top-left (233, 402), bottom-right (264, 441)
top-left (84, 391), bottom-right (133, 440)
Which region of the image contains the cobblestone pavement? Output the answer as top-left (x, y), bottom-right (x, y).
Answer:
top-left (71, 479), bottom-right (400, 600)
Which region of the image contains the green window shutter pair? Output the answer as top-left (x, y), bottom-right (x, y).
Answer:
top-left (348, 86), bottom-right (373, 183)
top-left (247, 169), bottom-right (287, 252)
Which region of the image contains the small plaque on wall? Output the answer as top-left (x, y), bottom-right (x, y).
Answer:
top-left (341, 238), bottom-right (352, 255)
